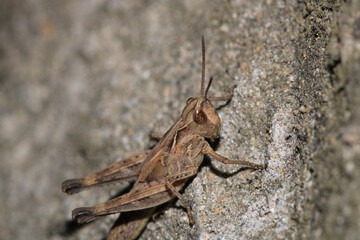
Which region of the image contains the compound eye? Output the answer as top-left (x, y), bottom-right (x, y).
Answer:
top-left (193, 109), bottom-right (207, 125)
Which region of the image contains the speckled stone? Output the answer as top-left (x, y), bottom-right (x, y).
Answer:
top-left (0, 0), bottom-right (359, 240)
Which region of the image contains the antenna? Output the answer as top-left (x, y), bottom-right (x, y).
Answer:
top-left (201, 36), bottom-right (205, 97)
top-left (204, 76), bottom-right (213, 100)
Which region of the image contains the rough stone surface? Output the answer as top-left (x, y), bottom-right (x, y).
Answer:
top-left (0, 0), bottom-right (359, 240)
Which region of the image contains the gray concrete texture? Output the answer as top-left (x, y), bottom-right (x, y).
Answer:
top-left (0, 0), bottom-right (359, 239)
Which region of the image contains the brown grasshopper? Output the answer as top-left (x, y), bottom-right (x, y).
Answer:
top-left (62, 37), bottom-right (266, 239)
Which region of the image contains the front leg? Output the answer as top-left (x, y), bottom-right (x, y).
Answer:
top-left (208, 85), bottom-right (236, 101)
top-left (202, 142), bottom-right (267, 169)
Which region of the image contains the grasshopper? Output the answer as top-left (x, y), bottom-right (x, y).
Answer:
top-left (62, 37), bottom-right (267, 239)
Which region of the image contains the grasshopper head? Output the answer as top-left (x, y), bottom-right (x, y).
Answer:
top-left (182, 96), bottom-right (221, 140)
